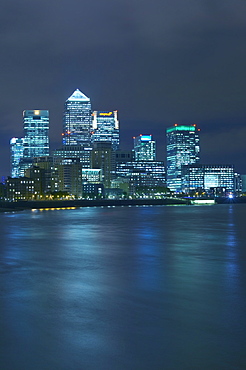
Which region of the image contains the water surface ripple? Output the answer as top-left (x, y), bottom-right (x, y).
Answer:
top-left (0, 204), bottom-right (246, 369)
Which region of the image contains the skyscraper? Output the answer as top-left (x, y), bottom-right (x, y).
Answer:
top-left (10, 137), bottom-right (25, 178)
top-left (133, 135), bottom-right (156, 161)
top-left (63, 89), bottom-right (92, 146)
top-left (91, 111), bottom-right (120, 150)
top-left (23, 110), bottom-right (49, 158)
top-left (166, 124), bottom-right (200, 192)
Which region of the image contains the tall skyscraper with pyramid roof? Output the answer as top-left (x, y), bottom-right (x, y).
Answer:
top-left (62, 89), bottom-right (92, 146)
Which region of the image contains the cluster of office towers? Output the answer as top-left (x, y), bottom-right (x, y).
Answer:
top-left (8, 88), bottom-right (237, 199)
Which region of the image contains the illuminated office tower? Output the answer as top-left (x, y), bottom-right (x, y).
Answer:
top-left (166, 124), bottom-right (200, 192)
top-left (23, 110), bottom-right (49, 158)
top-left (133, 135), bottom-right (156, 161)
top-left (63, 89), bottom-right (92, 146)
top-left (91, 111), bottom-right (119, 150)
top-left (10, 137), bottom-right (25, 177)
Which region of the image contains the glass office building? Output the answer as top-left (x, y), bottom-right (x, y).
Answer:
top-left (91, 111), bottom-right (119, 150)
top-left (166, 124), bottom-right (200, 192)
top-left (116, 161), bottom-right (166, 190)
top-left (133, 135), bottom-right (156, 161)
top-left (63, 89), bottom-right (92, 146)
top-left (10, 137), bottom-right (25, 178)
top-left (10, 110), bottom-right (50, 177)
top-left (182, 164), bottom-right (235, 194)
top-left (23, 110), bottom-right (49, 159)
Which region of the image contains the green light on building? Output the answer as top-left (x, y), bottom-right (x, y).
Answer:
top-left (166, 125), bottom-right (196, 133)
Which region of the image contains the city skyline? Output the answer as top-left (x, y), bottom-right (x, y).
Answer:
top-left (2, 88), bottom-right (243, 177)
top-left (1, 1), bottom-right (246, 177)
top-left (3, 88), bottom-right (245, 180)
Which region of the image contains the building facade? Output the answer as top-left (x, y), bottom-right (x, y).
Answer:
top-left (32, 156), bottom-right (58, 193)
top-left (57, 158), bottom-right (82, 198)
top-left (10, 137), bottom-right (25, 178)
top-left (166, 124), bottom-right (200, 192)
top-left (53, 145), bottom-right (92, 168)
top-left (91, 142), bottom-right (114, 188)
top-left (116, 161), bottom-right (166, 194)
top-left (63, 89), bottom-right (92, 146)
top-left (6, 177), bottom-right (35, 200)
top-left (182, 164), bottom-right (235, 194)
top-left (133, 135), bottom-right (156, 161)
top-left (115, 150), bottom-right (135, 163)
top-left (91, 111), bottom-right (119, 150)
top-left (11, 110), bottom-right (50, 177)
top-left (23, 110), bottom-right (49, 159)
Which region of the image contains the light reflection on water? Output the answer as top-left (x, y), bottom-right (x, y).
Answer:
top-left (0, 204), bottom-right (246, 369)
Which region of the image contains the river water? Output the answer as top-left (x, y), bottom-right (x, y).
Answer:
top-left (0, 204), bottom-right (246, 370)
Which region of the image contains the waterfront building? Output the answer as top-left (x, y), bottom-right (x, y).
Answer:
top-left (82, 183), bottom-right (104, 199)
top-left (116, 161), bottom-right (166, 194)
top-left (0, 182), bottom-right (6, 200)
top-left (111, 177), bottom-right (130, 196)
top-left (91, 111), bottom-right (119, 150)
top-left (182, 164), bottom-right (235, 194)
top-left (6, 177), bottom-right (35, 200)
top-left (10, 137), bottom-right (25, 178)
top-left (92, 142), bottom-right (115, 188)
top-left (82, 168), bottom-right (102, 183)
top-left (241, 174), bottom-right (246, 193)
top-left (25, 166), bottom-right (46, 197)
top-left (166, 124), bottom-right (200, 192)
top-left (57, 158), bottom-right (82, 198)
top-left (133, 135), bottom-right (156, 161)
top-left (234, 173), bottom-right (242, 195)
top-left (32, 156), bottom-right (58, 193)
top-left (62, 89), bottom-right (92, 146)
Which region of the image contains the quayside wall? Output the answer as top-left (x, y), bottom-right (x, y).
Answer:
top-left (0, 198), bottom-right (188, 211)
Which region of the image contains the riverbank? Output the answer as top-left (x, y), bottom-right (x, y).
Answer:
top-left (1, 196), bottom-right (245, 212)
top-left (0, 198), bottom-right (189, 211)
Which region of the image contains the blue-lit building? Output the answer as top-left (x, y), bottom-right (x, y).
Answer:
top-left (91, 111), bottom-right (120, 150)
top-left (116, 161), bottom-right (166, 194)
top-left (10, 110), bottom-right (49, 177)
top-left (166, 124), bottom-right (200, 192)
top-left (63, 89), bottom-right (92, 146)
top-left (23, 110), bottom-right (49, 158)
top-left (182, 164), bottom-right (235, 194)
top-left (10, 137), bottom-right (25, 178)
top-left (133, 135), bottom-right (156, 161)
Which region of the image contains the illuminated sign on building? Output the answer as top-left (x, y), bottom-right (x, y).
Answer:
top-left (140, 135), bottom-right (152, 141)
top-left (99, 112), bottom-right (113, 116)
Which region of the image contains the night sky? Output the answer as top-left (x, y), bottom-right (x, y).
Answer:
top-left (1, 0), bottom-right (246, 178)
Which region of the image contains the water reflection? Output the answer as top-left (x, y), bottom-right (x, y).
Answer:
top-left (134, 208), bottom-right (162, 291)
top-left (0, 205), bottom-right (246, 369)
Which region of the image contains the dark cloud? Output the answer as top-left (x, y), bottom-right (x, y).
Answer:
top-left (0, 0), bottom-right (246, 177)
